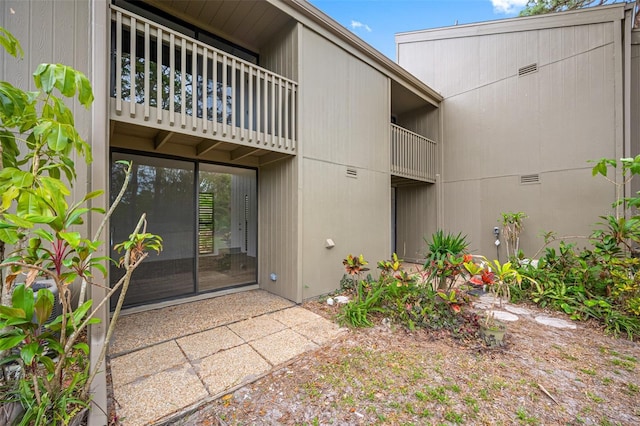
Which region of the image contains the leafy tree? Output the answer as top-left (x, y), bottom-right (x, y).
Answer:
top-left (0, 26), bottom-right (162, 423)
top-left (519, 0), bottom-right (621, 16)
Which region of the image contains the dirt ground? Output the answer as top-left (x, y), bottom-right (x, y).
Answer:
top-left (178, 299), bottom-right (640, 426)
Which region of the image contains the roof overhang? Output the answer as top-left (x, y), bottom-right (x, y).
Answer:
top-left (268, 0), bottom-right (443, 107)
top-left (396, 3), bottom-right (629, 44)
top-left (396, 3), bottom-right (629, 43)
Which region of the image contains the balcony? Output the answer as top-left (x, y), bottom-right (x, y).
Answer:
top-left (110, 5), bottom-right (297, 159)
top-left (391, 124), bottom-right (437, 183)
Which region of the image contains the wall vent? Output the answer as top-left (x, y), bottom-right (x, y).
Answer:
top-left (346, 168), bottom-right (358, 178)
top-left (518, 63), bottom-right (538, 77)
top-left (520, 174), bottom-right (540, 184)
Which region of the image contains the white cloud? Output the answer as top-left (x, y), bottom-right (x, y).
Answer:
top-left (491, 0), bottom-right (528, 14)
top-left (350, 20), bottom-right (372, 32)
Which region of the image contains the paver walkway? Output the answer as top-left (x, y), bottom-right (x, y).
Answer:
top-left (108, 290), bottom-right (345, 425)
top-left (474, 293), bottom-right (578, 329)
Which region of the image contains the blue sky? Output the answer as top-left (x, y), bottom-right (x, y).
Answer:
top-left (308, 0), bottom-right (530, 59)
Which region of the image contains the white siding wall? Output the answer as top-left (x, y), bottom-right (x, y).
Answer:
top-left (299, 28), bottom-right (390, 298)
top-left (398, 20), bottom-right (619, 257)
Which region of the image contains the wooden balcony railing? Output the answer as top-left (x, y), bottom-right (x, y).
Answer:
top-left (391, 124), bottom-right (437, 183)
top-left (110, 5), bottom-right (297, 153)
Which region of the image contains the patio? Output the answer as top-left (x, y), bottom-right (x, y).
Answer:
top-left (108, 290), bottom-right (344, 425)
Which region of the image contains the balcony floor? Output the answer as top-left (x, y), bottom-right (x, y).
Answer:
top-left (108, 290), bottom-right (344, 425)
top-left (110, 119), bottom-right (293, 168)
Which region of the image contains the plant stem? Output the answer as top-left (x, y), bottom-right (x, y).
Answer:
top-left (78, 162), bottom-right (132, 306)
top-left (83, 214), bottom-right (148, 398)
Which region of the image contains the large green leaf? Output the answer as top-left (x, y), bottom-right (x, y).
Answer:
top-left (0, 130), bottom-right (19, 168)
top-left (46, 122), bottom-right (69, 152)
top-left (39, 355), bottom-right (55, 373)
top-left (25, 214), bottom-right (56, 225)
top-left (0, 333), bottom-right (25, 351)
top-left (54, 64), bottom-right (76, 98)
top-left (20, 341), bottom-right (41, 366)
top-left (40, 175), bottom-right (71, 196)
top-left (1, 186), bottom-right (19, 211)
top-left (0, 82), bottom-right (28, 122)
top-left (75, 70), bottom-right (94, 107)
top-left (4, 213), bottom-right (34, 229)
top-left (0, 227), bottom-right (19, 244)
top-left (64, 207), bottom-right (89, 228)
top-left (12, 284), bottom-right (34, 320)
top-left (72, 299), bottom-right (93, 326)
top-left (33, 63), bottom-right (94, 107)
top-left (34, 288), bottom-right (54, 326)
top-left (59, 231), bottom-right (81, 248)
top-left (17, 191), bottom-right (46, 217)
top-left (33, 228), bottom-right (55, 242)
top-left (33, 63), bottom-right (56, 94)
top-left (10, 169), bottom-right (34, 187)
top-left (0, 27), bottom-right (24, 58)
top-left (0, 305), bottom-right (25, 319)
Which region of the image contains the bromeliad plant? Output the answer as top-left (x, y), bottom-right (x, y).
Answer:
top-left (423, 231), bottom-right (470, 291)
top-left (0, 27), bottom-right (162, 424)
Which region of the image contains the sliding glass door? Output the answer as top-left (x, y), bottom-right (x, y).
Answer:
top-left (110, 152), bottom-right (256, 308)
top-left (198, 164), bottom-right (257, 291)
top-left (110, 153), bottom-right (196, 307)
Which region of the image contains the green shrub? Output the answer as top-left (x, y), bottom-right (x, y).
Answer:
top-left (337, 254), bottom-right (479, 340)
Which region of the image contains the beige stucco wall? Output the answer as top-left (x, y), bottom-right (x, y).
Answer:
top-left (298, 27), bottom-right (391, 299)
top-left (398, 17), bottom-right (620, 258)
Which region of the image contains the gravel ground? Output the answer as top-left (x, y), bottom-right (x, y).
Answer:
top-left (177, 299), bottom-right (640, 426)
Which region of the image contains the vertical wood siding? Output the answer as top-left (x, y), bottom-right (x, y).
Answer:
top-left (397, 106), bottom-right (440, 143)
top-left (258, 157), bottom-right (299, 302)
top-left (0, 0), bottom-right (92, 234)
top-left (299, 29), bottom-right (389, 172)
top-left (260, 22), bottom-right (299, 82)
top-left (301, 159), bottom-right (390, 298)
top-left (631, 33), bottom-right (640, 196)
top-left (395, 184), bottom-right (437, 263)
top-left (298, 28), bottom-right (390, 299)
top-left (398, 19), bottom-right (619, 257)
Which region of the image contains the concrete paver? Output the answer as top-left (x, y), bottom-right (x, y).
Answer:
top-left (489, 310), bottom-right (519, 322)
top-left (108, 290), bottom-right (343, 425)
top-left (535, 315), bottom-right (578, 329)
top-left (176, 326), bottom-right (244, 360)
top-left (110, 340), bottom-right (187, 386)
top-left (266, 306), bottom-right (322, 326)
top-left (227, 316), bottom-right (287, 341)
top-left (195, 344), bottom-right (271, 395)
top-left (250, 328), bottom-right (319, 365)
top-left (112, 363), bottom-right (208, 426)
